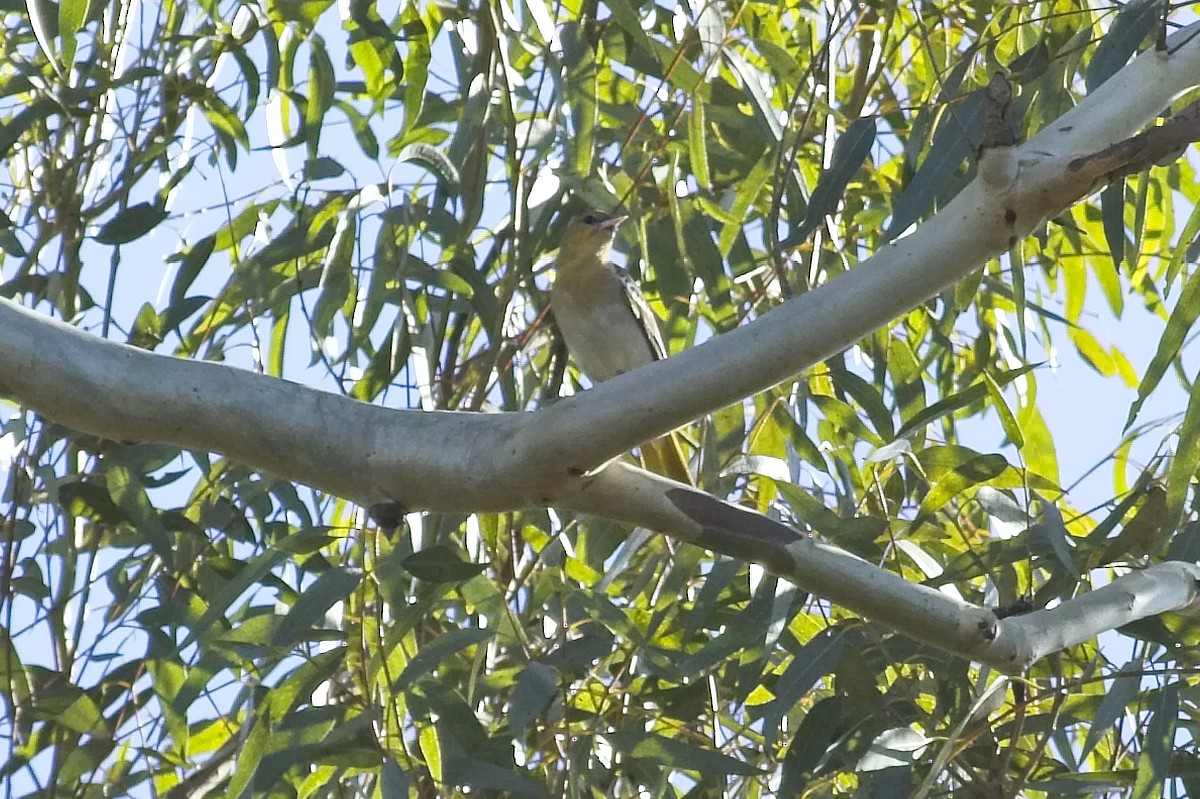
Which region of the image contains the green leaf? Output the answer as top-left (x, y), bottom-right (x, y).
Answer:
top-left (897, 364), bottom-right (1037, 438)
top-left (561, 24), bottom-right (597, 177)
top-left (680, 202), bottom-right (723, 288)
top-left (1132, 685), bottom-right (1178, 799)
top-left (380, 757), bottom-right (410, 799)
top-left (57, 480), bottom-right (129, 525)
top-left (396, 142), bottom-right (459, 191)
top-left (227, 708), bottom-right (271, 797)
top-left (199, 87), bottom-right (250, 153)
top-left (37, 681), bottom-right (110, 736)
top-left (1017, 394), bottom-right (1060, 486)
top-left (128, 301), bottom-right (162, 349)
top-left (779, 696), bottom-right (848, 790)
top-left (1165, 372), bottom-right (1200, 535)
top-left (604, 729), bottom-right (764, 777)
top-left (885, 89), bottom-right (986, 241)
top-left (402, 544), bottom-right (487, 583)
top-left (719, 153), bottom-right (772, 255)
top-left (58, 0), bottom-right (93, 68)
top-left (94, 202), bottom-right (168, 245)
top-left (26, 0), bottom-right (58, 69)
top-left (305, 35), bottom-right (335, 155)
top-left (829, 363), bottom-right (894, 440)
top-left (0, 98), bottom-right (58, 162)
top-left (168, 233), bottom-right (216, 301)
top-left (1128, 260), bottom-right (1200, 428)
top-left (272, 567), bottom-right (360, 646)
top-left (786, 116), bottom-right (876, 246)
top-left (1068, 327), bottom-right (1116, 377)
top-left (914, 450), bottom-right (1011, 526)
top-left (106, 466), bottom-right (169, 558)
top-left (724, 50), bottom-right (783, 143)
top-left (688, 100), bottom-right (710, 188)
top-left (754, 38), bottom-right (804, 84)
top-left (436, 724), bottom-right (550, 797)
top-left (1031, 496), bottom-right (1080, 579)
top-left (169, 528), bottom-right (331, 657)
top-left (311, 212), bottom-right (355, 341)
top-left (1100, 181), bottom-right (1126, 271)
top-left (1080, 670), bottom-right (1139, 761)
top-left (1165, 194), bottom-right (1200, 289)
top-left (1086, 0), bottom-right (1161, 91)
top-left (400, 4), bottom-right (430, 135)
top-left (605, 0), bottom-right (657, 58)
top-left (304, 156), bottom-right (345, 180)
top-left (508, 662), bottom-right (557, 738)
top-left (984, 372), bottom-right (1023, 448)
top-left (395, 627), bottom-right (494, 691)
top-left (759, 629), bottom-right (843, 736)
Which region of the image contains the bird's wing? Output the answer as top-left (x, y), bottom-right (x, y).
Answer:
top-left (618, 272), bottom-right (670, 362)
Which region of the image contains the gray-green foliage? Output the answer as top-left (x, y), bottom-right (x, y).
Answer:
top-left (2, 0), bottom-right (1199, 796)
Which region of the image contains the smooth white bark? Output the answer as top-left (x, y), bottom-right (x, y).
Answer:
top-left (2, 22), bottom-right (1200, 669)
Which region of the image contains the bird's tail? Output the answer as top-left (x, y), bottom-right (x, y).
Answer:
top-left (641, 432), bottom-right (694, 486)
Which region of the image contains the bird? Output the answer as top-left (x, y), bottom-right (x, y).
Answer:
top-left (550, 210), bottom-right (693, 485)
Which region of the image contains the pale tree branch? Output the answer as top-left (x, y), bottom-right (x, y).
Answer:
top-left (528, 24), bottom-right (1200, 475)
top-left (653, 485), bottom-right (1200, 673)
top-left (2, 21), bottom-right (1200, 670)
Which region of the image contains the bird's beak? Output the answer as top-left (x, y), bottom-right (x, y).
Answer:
top-left (598, 214), bottom-right (627, 230)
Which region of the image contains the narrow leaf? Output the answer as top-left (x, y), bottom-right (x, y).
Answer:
top-left (885, 90), bottom-right (986, 240)
top-left (688, 101), bottom-right (710, 188)
top-left (1131, 685), bottom-right (1178, 799)
top-left (1086, 0), bottom-right (1161, 91)
top-left (984, 372), bottom-right (1023, 448)
top-left (604, 729), bottom-right (764, 777)
top-left (897, 364), bottom-right (1037, 438)
top-left (509, 662), bottom-right (557, 737)
top-left (1129, 257), bottom-right (1200, 428)
top-left (95, 202), bottom-right (168, 245)
top-left (1165, 373), bottom-right (1200, 535)
top-left (787, 116), bottom-right (876, 246)
top-left (1100, 181), bottom-right (1126, 271)
top-left (724, 50), bottom-right (783, 142)
top-left (402, 545), bottom-right (487, 583)
top-left (58, 0), bottom-right (92, 67)
top-left (395, 628), bottom-right (494, 691)
top-left (397, 143), bottom-right (459, 191)
top-left (1080, 671), bottom-right (1139, 761)
top-left (272, 567), bottom-right (360, 645)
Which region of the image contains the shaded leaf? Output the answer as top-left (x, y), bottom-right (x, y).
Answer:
top-left (1086, 0), bottom-right (1161, 91)
top-left (1132, 684), bottom-right (1178, 799)
top-left (604, 729), bottom-right (764, 777)
top-left (395, 627), bottom-right (495, 691)
top-left (272, 567), bottom-right (360, 646)
top-left (509, 662), bottom-right (557, 738)
top-left (94, 203), bottom-right (168, 245)
top-left (786, 116), bottom-right (876, 247)
top-left (402, 545), bottom-right (487, 583)
top-left (885, 89), bottom-right (986, 240)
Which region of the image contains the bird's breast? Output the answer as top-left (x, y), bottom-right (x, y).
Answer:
top-left (552, 264), bottom-right (658, 382)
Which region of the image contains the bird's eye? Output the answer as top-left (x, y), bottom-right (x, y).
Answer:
top-left (581, 213), bottom-right (599, 225)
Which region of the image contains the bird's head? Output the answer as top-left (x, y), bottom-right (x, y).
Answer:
top-left (561, 210), bottom-right (628, 257)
